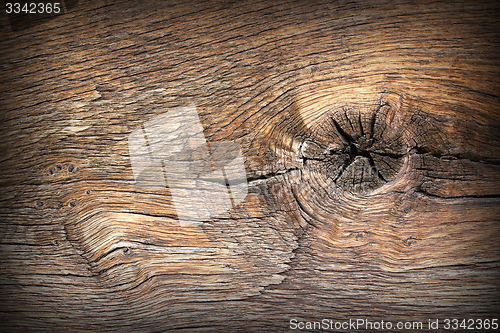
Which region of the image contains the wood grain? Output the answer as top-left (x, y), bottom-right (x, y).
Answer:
top-left (1, 0), bottom-right (499, 331)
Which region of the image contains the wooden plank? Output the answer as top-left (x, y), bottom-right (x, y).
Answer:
top-left (1, 0), bottom-right (499, 331)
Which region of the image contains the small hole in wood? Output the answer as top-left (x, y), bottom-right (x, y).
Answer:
top-left (405, 237), bottom-right (417, 246)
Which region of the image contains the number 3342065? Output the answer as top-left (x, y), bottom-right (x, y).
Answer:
top-left (6, 3), bottom-right (61, 14)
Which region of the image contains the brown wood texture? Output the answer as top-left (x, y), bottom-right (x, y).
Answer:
top-left (1, 0), bottom-right (499, 331)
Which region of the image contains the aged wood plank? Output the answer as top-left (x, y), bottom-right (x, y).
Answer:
top-left (1, 0), bottom-right (499, 331)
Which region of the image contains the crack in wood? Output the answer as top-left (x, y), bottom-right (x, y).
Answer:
top-left (300, 102), bottom-right (408, 193)
top-left (246, 167), bottom-right (299, 183)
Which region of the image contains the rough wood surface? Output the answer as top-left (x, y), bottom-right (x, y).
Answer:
top-left (1, 0), bottom-right (499, 332)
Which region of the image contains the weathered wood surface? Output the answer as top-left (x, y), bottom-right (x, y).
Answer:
top-left (1, 0), bottom-right (499, 331)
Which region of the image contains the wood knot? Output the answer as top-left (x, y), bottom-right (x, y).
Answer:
top-left (300, 96), bottom-right (408, 193)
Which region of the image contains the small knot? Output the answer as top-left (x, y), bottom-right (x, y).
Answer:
top-left (405, 236), bottom-right (417, 246)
